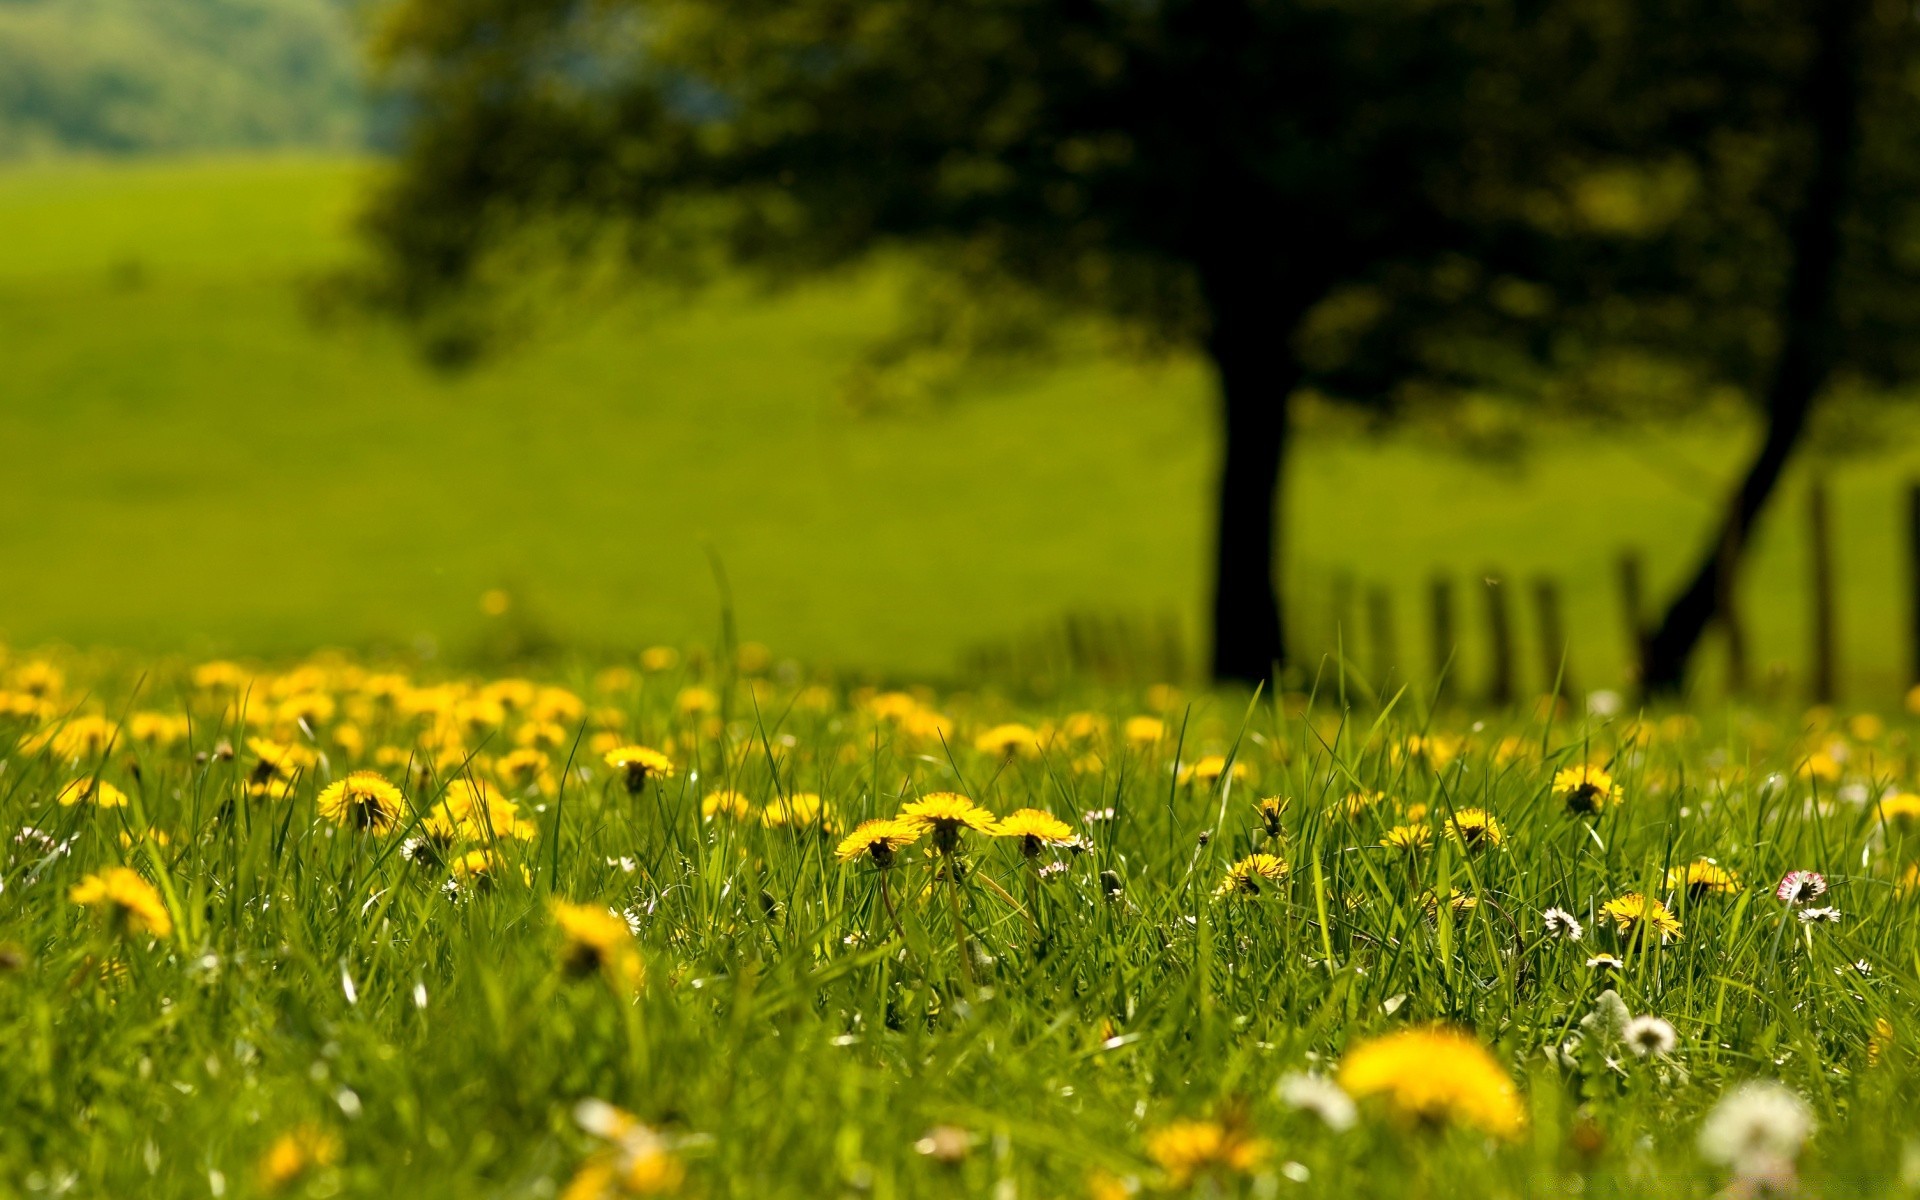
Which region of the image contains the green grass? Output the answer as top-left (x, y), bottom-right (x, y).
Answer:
top-left (2, 650), bottom-right (1915, 1198)
top-left (5, 155), bottom-right (1920, 697)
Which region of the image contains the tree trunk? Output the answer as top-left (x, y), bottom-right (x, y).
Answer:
top-left (1639, 0), bottom-right (1865, 696)
top-left (1203, 281), bottom-right (1305, 684)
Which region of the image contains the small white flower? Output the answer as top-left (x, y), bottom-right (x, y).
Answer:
top-left (1775, 870), bottom-right (1827, 905)
top-left (1037, 860), bottom-right (1069, 881)
top-left (1276, 1071), bottom-right (1356, 1132)
top-left (1542, 907), bottom-right (1585, 942)
top-left (1797, 905), bottom-right (1842, 924)
top-left (1586, 953), bottom-right (1624, 971)
top-left (1624, 1015), bottom-right (1678, 1058)
top-left (1698, 1082), bottom-right (1812, 1170)
top-left (607, 856), bottom-right (637, 874)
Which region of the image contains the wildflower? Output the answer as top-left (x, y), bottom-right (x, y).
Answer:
top-left (760, 792), bottom-right (830, 831)
top-left (1797, 905), bottom-right (1842, 924)
top-left (497, 747), bottom-right (556, 793)
top-left (1143, 1118), bottom-right (1268, 1188)
top-left (1215, 852), bottom-right (1289, 898)
top-left (1037, 860), bottom-right (1070, 882)
top-left (128, 711), bottom-right (189, 747)
top-left (1553, 765), bottom-right (1622, 816)
top-left (1334, 789), bottom-right (1387, 818)
top-left (898, 792), bottom-right (997, 853)
top-left (1586, 953), bottom-right (1624, 972)
top-left (565, 1100), bottom-right (684, 1198)
top-left (701, 789), bottom-right (753, 821)
top-left (1123, 716), bottom-right (1165, 745)
top-left (993, 808), bottom-right (1076, 857)
top-left (56, 778), bottom-right (128, 808)
top-left (1869, 1018), bottom-right (1896, 1066)
top-left (248, 737), bottom-right (316, 790)
top-left (1338, 1028), bottom-right (1525, 1138)
top-left (1276, 1072), bottom-right (1357, 1132)
top-left (1697, 1082), bottom-right (1812, 1178)
top-left (257, 1125), bottom-right (342, 1194)
top-left (1668, 858), bottom-right (1741, 898)
top-left (603, 745), bottom-right (674, 794)
top-left (449, 848), bottom-right (528, 891)
top-left (1445, 807), bottom-right (1505, 850)
top-left (1380, 824), bottom-right (1431, 851)
top-left (1598, 892), bottom-right (1683, 945)
top-left (1623, 1015), bottom-right (1678, 1058)
top-left (69, 868), bottom-right (173, 938)
top-left (1181, 754), bottom-right (1249, 787)
top-left (21, 715), bottom-right (119, 761)
top-left (552, 900), bottom-right (644, 992)
top-left (1254, 795), bottom-right (1288, 837)
top-left (1875, 792), bottom-right (1920, 826)
top-left (834, 819), bottom-right (922, 868)
top-left (1775, 870), bottom-right (1827, 905)
top-left (974, 723), bottom-right (1041, 757)
top-left (316, 771), bottom-right (406, 835)
top-left (1541, 907), bottom-right (1584, 942)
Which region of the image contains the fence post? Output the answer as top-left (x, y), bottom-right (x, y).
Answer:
top-left (1430, 572), bottom-right (1456, 699)
top-left (1533, 575), bottom-right (1575, 700)
top-left (1484, 572), bottom-right (1514, 707)
top-left (1810, 479), bottom-right (1837, 703)
top-left (1367, 584), bottom-right (1396, 688)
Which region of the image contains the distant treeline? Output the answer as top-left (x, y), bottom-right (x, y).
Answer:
top-left (0, 0), bottom-right (372, 157)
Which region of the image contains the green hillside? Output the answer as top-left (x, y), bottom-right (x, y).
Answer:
top-left (0, 0), bottom-right (362, 156)
top-left (3, 155), bottom-right (1920, 694)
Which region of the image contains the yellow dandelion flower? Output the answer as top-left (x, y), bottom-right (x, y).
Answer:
top-left (1903, 863), bottom-right (1920, 899)
top-left (1667, 858), bottom-right (1741, 898)
top-left (1335, 789), bottom-right (1387, 818)
top-left (674, 687), bottom-right (717, 716)
top-left (1876, 793), bottom-right (1920, 826)
top-left (552, 900), bottom-right (644, 992)
top-left (604, 745), bottom-right (674, 794)
top-left (450, 847), bottom-right (528, 890)
top-left (1143, 1118), bottom-right (1268, 1188)
top-left (69, 868), bottom-right (173, 939)
top-left (761, 792), bottom-right (832, 831)
top-left (1870, 1018), bottom-right (1897, 1066)
top-left (497, 747), bottom-right (556, 794)
top-left (1180, 754), bottom-right (1250, 787)
top-left (1123, 715), bottom-right (1165, 745)
top-left (127, 711), bottom-right (190, 747)
top-left (316, 771), bottom-right (406, 835)
top-left (993, 808), bottom-right (1076, 857)
top-left (835, 818), bottom-right (922, 867)
top-left (1599, 892), bottom-right (1683, 945)
top-left (701, 789), bottom-right (754, 821)
top-left (1059, 712), bottom-right (1108, 741)
top-left (57, 778), bottom-right (129, 808)
top-left (899, 792), bottom-right (997, 853)
top-left (1381, 824), bottom-right (1432, 851)
top-left (424, 779), bottom-right (536, 844)
top-left (1216, 853), bottom-right (1289, 897)
top-left (22, 715), bottom-right (120, 761)
top-left (257, 1125), bottom-right (341, 1194)
top-left (1338, 1028), bottom-right (1524, 1138)
top-left (1445, 808), bottom-right (1505, 851)
top-left (974, 723), bottom-right (1042, 757)
top-left (1254, 796), bottom-right (1288, 837)
top-left (563, 1102), bottom-right (684, 1198)
top-left (1553, 765), bottom-right (1621, 816)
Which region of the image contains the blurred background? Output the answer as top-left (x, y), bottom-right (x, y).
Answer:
top-left (5, 0), bottom-right (1920, 701)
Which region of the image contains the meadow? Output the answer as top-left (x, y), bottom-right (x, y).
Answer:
top-left (9, 157), bottom-right (1920, 696)
top-left (1, 645), bottom-right (1914, 1198)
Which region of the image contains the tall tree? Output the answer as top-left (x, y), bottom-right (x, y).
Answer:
top-left (359, 0), bottom-right (1596, 684)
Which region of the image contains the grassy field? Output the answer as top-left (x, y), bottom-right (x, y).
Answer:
top-left (6, 156), bottom-right (1920, 696)
top-left (1, 648), bottom-right (1913, 1198)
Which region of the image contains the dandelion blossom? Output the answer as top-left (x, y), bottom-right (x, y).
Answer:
top-left (1553, 765), bottom-right (1621, 816)
top-left (603, 745), bottom-right (674, 794)
top-left (1623, 1015), bottom-right (1678, 1058)
top-left (565, 1100), bottom-right (684, 1198)
top-left (1668, 858), bottom-right (1741, 898)
top-left (1380, 824), bottom-right (1432, 851)
top-left (69, 868), bottom-right (173, 939)
top-left (834, 819), bottom-right (922, 868)
top-left (898, 793), bottom-right (997, 853)
top-left (257, 1125), bottom-right (341, 1194)
top-left (993, 808), bottom-right (1076, 857)
top-left (1445, 808), bottom-right (1505, 850)
top-left (1697, 1082), bottom-right (1812, 1174)
top-left (316, 771), bottom-right (405, 835)
top-left (1143, 1119), bottom-right (1268, 1188)
top-left (1338, 1028), bottom-right (1525, 1138)
top-left (1216, 853), bottom-right (1289, 898)
top-left (1599, 892), bottom-right (1683, 945)
top-left (56, 778), bottom-right (128, 809)
top-left (700, 789), bottom-right (753, 822)
top-left (974, 723), bottom-right (1041, 757)
top-left (552, 900), bottom-right (644, 992)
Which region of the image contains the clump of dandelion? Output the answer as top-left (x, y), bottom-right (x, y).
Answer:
top-left (1541, 907), bottom-right (1584, 942)
top-left (316, 771), bottom-right (406, 835)
top-left (1553, 764), bottom-right (1621, 816)
top-left (1338, 1028), bottom-right (1525, 1138)
top-left (1697, 1082), bottom-right (1812, 1193)
top-left (1599, 892), bottom-right (1683, 946)
top-left (1445, 807), bottom-right (1505, 851)
top-left (603, 745), bottom-right (674, 795)
top-left (565, 1100), bottom-right (684, 1198)
top-left (1143, 1117), bottom-right (1268, 1188)
top-left (994, 808), bottom-right (1075, 858)
top-left (257, 1125), bottom-right (341, 1195)
top-left (69, 867), bottom-right (172, 939)
top-left (1775, 870), bottom-right (1827, 906)
top-left (1216, 852), bottom-right (1289, 898)
top-left (1668, 858), bottom-right (1741, 898)
top-left (1276, 1072), bottom-right (1356, 1132)
top-left (552, 900), bottom-right (644, 993)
